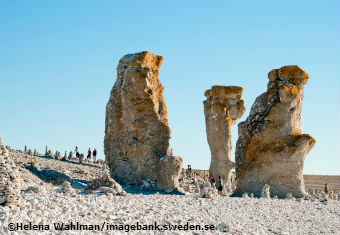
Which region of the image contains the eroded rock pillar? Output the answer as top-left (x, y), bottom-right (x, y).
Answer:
top-left (233, 65), bottom-right (316, 198)
top-left (104, 51), bottom-right (172, 185)
top-left (203, 86), bottom-right (245, 186)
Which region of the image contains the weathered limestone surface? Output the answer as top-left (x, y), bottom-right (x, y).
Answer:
top-left (0, 138), bottom-right (22, 208)
top-left (261, 184), bottom-right (270, 198)
top-left (85, 173), bottom-right (126, 196)
top-left (204, 86), bottom-right (245, 184)
top-left (156, 156), bottom-right (182, 189)
top-left (104, 51), bottom-right (172, 185)
top-left (233, 65), bottom-right (316, 198)
top-left (60, 181), bottom-right (74, 194)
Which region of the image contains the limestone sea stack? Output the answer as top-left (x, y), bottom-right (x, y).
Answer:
top-left (104, 51), bottom-right (173, 185)
top-left (203, 86), bottom-right (245, 184)
top-left (233, 65), bottom-right (316, 198)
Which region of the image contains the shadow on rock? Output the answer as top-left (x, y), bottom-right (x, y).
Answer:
top-left (123, 185), bottom-right (185, 195)
top-left (34, 155), bottom-right (101, 169)
top-left (25, 165), bottom-right (90, 190)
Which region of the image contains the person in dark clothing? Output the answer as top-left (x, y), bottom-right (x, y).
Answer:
top-left (324, 182), bottom-right (329, 194)
top-left (75, 146), bottom-right (80, 159)
top-left (87, 148), bottom-right (91, 161)
top-left (187, 165), bottom-right (192, 178)
top-left (217, 176), bottom-right (223, 195)
top-left (188, 165), bottom-right (192, 172)
top-left (210, 175), bottom-right (216, 186)
top-left (93, 148), bottom-right (97, 162)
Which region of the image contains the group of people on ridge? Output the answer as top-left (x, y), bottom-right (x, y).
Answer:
top-left (74, 146), bottom-right (97, 163)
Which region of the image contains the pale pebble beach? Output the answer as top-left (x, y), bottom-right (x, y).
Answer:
top-left (2, 191), bottom-right (340, 235)
top-left (0, 149), bottom-right (339, 235)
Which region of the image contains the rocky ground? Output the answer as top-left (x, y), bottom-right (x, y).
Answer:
top-left (8, 149), bottom-right (108, 192)
top-left (0, 148), bottom-right (339, 235)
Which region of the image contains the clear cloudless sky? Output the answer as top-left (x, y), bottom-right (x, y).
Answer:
top-left (0, 0), bottom-right (339, 175)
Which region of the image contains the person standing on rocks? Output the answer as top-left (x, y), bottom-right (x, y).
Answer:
top-left (210, 175), bottom-right (216, 187)
top-left (75, 146), bottom-right (79, 156)
top-left (187, 165), bottom-right (192, 178)
top-left (217, 176), bottom-right (223, 195)
top-left (87, 148), bottom-right (92, 161)
top-left (93, 148), bottom-right (97, 162)
top-left (324, 182), bottom-right (329, 194)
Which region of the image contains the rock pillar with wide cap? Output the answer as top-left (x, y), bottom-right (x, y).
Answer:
top-left (203, 85), bottom-right (245, 185)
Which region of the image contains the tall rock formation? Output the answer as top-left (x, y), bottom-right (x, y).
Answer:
top-left (233, 65), bottom-right (316, 198)
top-left (203, 86), bottom-right (245, 185)
top-left (104, 51), bottom-right (172, 185)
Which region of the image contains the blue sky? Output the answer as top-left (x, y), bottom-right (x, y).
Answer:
top-left (1, 0), bottom-right (339, 175)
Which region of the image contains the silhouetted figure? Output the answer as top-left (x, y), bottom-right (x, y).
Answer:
top-left (217, 176), bottom-right (223, 195)
top-left (75, 146), bottom-right (80, 159)
top-left (210, 175), bottom-right (216, 187)
top-left (324, 182), bottom-right (329, 194)
top-left (87, 148), bottom-right (92, 161)
top-left (93, 148), bottom-right (97, 162)
top-left (187, 165), bottom-right (192, 178)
